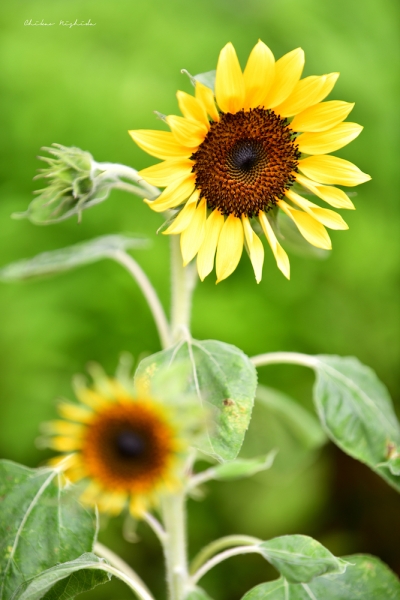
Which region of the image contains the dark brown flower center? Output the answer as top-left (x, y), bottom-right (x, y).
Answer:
top-left (191, 108), bottom-right (300, 218)
top-left (82, 402), bottom-right (175, 490)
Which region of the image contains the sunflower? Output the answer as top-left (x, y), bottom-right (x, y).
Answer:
top-left (129, 41), bottom-right (370, 282)
top-left (43, 369), bottom-right (201, 516)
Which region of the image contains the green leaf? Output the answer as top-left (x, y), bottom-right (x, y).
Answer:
top-left (0, 234), bottom-right (148, 281)
top-left (193, 70), bottom-right (216, 92)
top-left (258, 535), bottom-right (348, 584)
top-left (135, 339), bottom-right (257, 461)
top-left (241, 554), bottom-right (400, 599)
top-left (0, 460), bottom-right (97, 600)
top-left (256, 386), bottom-right (327, 450)
top-left (313, 355), bottom-right (400, 491)
top-left (185, 588), bottom-right (213, 600)
top-left (11, 554), bottom-right (111, 600)
top-left (211, 451), bottom-right (277, 481)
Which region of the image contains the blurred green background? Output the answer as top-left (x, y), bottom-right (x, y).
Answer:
top-left (0, 0), bottom-right (399, 598)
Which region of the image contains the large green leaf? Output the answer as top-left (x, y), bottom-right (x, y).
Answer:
top-left (241, 554), bottom-right (400, 599)
top-left (313, 355), bottom-right (400, 491)
top-left (11, 554), bottom-right (111, 600)
top-left (0, 234), bottom-right (147, 281)
top-left (0, 461), bottom-right (97, 600)
top-left (258, 535), bottom-right (347, 584)
top-left (135, 339), bottom-right (257, 461)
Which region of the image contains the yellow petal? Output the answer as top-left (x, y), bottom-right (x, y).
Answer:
top-left (215, 42), bottom-right (245, 114)
top-left (50, 436), bottom-right (83, 451)
top-left (177, 90), bottom-right (209, 128)
top-left (263, 48), bottom-right (305, 109)
top-left (243, 40), bottom-right (275, 109)
top-left (80, 482), bottom-right (102, 505)
top-left (291, 101), bottom-right (354, 133)
top-left (58, 402), bottom-right (93, 424)
top-left (163, 191), bottom-right (200, 234)
top-left (145, 174), bottom-right (196, 212)
top-left (41, 420), bottom-right (85, 436)
top-left (129, 495), bottom-right (148, 517)
top-left (242, 216), bottom-right (264, 283)
top-left (128, 130), bottom-right (191, 160)
top-left (297, 122), bottom-right (363, 155)
top-left (275, 73), bottom-right (340, 117)
top-left (215, 214), bottom-right (244, 282)
top-left (298, 155), bottom-right (371, 186)
top-left (259, 211), bottom-right (290, 279)
top-left (195, 82), bottom-right (219, 122)
top-left (274, 75), bottom-right (323, 117)
top-left (285, 189), bottom-right (348, 230)
top-left (73, 383), bottom-right (110, 411)
top-left (278, 200), bottom-right (332, 249)
top-left (98, 492), bottom-right (127, 515)
top-left (139, 158), bottom-right (193, 187)
top-left (296, 174), bottom-right (354, 209)
top-left (166, 115), bottom-right (208, 147)
top-left (196, 209), bottom-right (225, 280)
top-left (180, 198), bottom-right (207, 265)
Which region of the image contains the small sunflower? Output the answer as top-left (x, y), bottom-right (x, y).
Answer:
top-left (43, 369), bottom-right (201, 517)
top-left (130, 41), bottom-right (370, 282)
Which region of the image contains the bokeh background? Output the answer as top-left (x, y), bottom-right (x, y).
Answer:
top-left (0, 0), bottom-right (399, 598)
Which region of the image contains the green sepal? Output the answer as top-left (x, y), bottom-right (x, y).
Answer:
top-left (14, 144), bottom-right (114, 225)
top-left (193, 70), bottom-right (216, 92)
top-left (241, 554), bottom-right (400, 600)
top-left (10, 554), bottom-right (111, 600)
top-left (134, 339), bottom-right (257, 461)
top-left (0, 234), bottom-right (148, 281)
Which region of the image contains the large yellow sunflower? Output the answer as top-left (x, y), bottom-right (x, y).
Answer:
top-left (130, 41), bottom-right (370, 283)
top-left (43, 371), bottom-right (202, 517)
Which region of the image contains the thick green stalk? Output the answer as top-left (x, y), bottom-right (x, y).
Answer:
top-left (170, 236), bottom-right (197, 342)
top-left (161, 493), bottom-right (190, 600)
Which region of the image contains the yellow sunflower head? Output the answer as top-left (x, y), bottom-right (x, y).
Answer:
top-left (130, 40), bottom-right (371, 283)
top-left (42, 364), bottom-right (204, 517)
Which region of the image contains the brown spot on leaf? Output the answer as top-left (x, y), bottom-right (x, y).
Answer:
top-left (223, 399), bottom-right (235, 407)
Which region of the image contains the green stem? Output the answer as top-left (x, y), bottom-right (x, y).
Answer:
top-left (191, 546), bottom-right (262, 586)
top-left (161, 493), bottom-right (190, 600)
top-left (94, 542), bottom-right (153, 597)
top-left (189, 535), bottom-right (262, 575)
top-left (170, 236), bottom-right (197, 343)
top-left (112, 250), bottom-right (172, 349)
top-left (251, 352), bottom-right (319, 370)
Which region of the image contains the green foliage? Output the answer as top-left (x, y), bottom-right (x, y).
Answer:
top-left (0, 460), bottom-right (98, 600)
top-left (11, 554), bottom-right (111, 600)
top-left (241, 554), bottom-right (400, 600)
top-left (210, 451), bottom-right (277, 481)
top-left (256, 386), bottom-right (327, 450)
top-left (135, 339), bottom-right (257, 461)
top-left (0, 235), bottom-right (147, 281)
top-left (313, 355), bottom-right (400, 491)
top-left (257, 535), bottom-right (348, 583)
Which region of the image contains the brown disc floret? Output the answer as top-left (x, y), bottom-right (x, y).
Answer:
top-left (191, 107), bottom-right (300, 218)
top-left (81, 401), bottom-right (176, 492)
